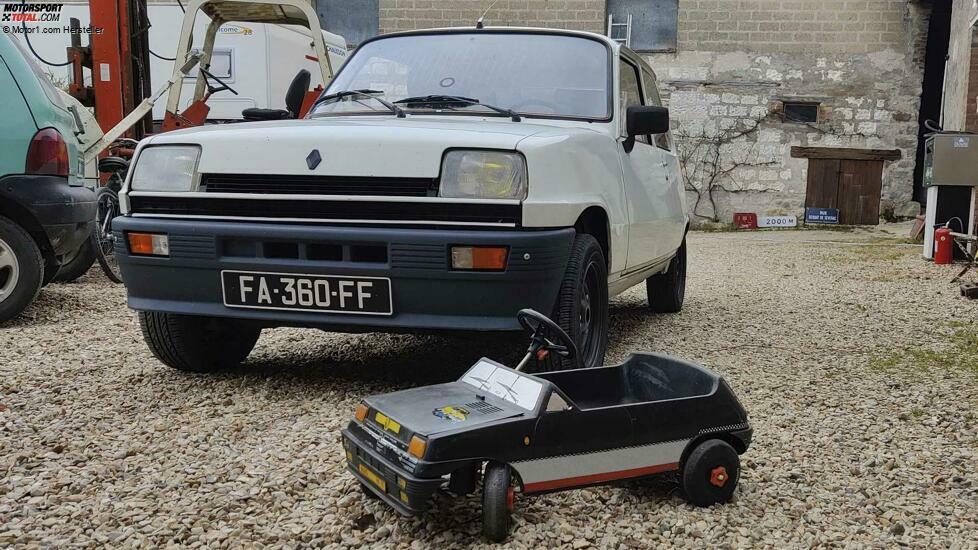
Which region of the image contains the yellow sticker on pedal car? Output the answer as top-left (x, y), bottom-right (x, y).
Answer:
top-left (374, 412), bottom-right (401, 434)
top-left (358, 463), bottom-right (387, 492)
top-left (432, 406), bottom-right (469, 422)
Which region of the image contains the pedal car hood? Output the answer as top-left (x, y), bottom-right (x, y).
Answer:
top-left (365, 382), bottom-right (526, 437)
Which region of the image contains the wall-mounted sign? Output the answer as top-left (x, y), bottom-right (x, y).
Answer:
top-left (805, 207), bottom-right (840, 224)
top-left (757, 215), bottom-right (797, 228)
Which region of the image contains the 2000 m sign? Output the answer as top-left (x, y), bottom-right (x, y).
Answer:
top-left (221, 270), bottom-right (393, 315)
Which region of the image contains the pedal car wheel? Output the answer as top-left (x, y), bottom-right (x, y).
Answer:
top-left (681, 439), bottom-right (740, 507)
top-left (482, 462), bottom-right (514, 543)
top-left (138, 311), bottom-right (261, 372)
top-left (554, 234), bottom-right (608, 369)
top-left (647, 237), bottom-right (686, 313)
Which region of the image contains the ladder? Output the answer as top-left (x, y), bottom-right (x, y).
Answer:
top-left (607, 13), bottom-right (632, 47)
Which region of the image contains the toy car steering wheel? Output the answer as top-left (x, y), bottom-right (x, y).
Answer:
top-left (199, 68), bottom-right (239, 96)
top-left (517, 309), bottom-right (580, 369)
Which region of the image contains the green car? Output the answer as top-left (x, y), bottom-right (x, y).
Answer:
top-left (0, 32), bottom-right (96, 322)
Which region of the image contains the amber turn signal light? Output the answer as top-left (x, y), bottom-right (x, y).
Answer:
top-left (127, 232), bottom-right (169, 256)
top-left (451, 246), bottom-right (508, 271)
top-left (408, 435), bottom-right (427, 459)
top-left (355, 403), bottom-right (368, 422)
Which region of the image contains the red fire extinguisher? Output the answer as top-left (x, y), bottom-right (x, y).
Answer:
top-left (934, 226), bottom-right (954, 265)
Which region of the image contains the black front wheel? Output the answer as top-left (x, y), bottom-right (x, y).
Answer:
top-left (139, 312), bottom-right (262, 372)
top-left (91, 187), bottom-right (123, 284)
top-left (482, 462), bottom-right (514, 543)
top-left (553, 234), bottom-right (608, 369)
top-left (681, 439), bottom-right (740, 507)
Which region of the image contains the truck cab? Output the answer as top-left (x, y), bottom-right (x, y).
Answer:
top-left (115, 27), bottom-right (688, 370)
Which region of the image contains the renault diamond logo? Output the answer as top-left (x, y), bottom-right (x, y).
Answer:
top-left (306, 149), bottom-right (322, 170)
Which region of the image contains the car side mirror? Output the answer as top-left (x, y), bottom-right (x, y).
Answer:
top-left (624, 106), bottom-right (669, 152)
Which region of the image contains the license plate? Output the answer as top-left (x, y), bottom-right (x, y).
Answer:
top-left (221, 270), bottom-right (392, 315)
top-left (358, 462), bottom-right (387, 492)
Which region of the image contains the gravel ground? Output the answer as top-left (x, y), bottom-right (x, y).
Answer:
top-left (1, 226), bottom-right (977, 548)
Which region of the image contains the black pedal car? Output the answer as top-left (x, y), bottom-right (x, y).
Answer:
top-left (342, 310), bottom-right (752, 542)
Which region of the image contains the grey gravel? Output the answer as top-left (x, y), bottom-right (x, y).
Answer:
top-left (1, 226), bottom-right (977, 548)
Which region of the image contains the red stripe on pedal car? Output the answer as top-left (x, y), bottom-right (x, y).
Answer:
top-left (305, 55), bottom-right (319, 62)
top-left (522, 462), bottom-right (680, 493)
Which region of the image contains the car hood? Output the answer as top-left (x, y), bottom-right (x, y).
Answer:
top-left (364, 381), bottom-right (527, 437)
top-left (145, 116), bottom-right (604, 178)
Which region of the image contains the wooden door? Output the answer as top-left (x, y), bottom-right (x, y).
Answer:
top-left (839, 160), bottom-right (883, 225)
top-left (805, 159), bottom-right (883, 225)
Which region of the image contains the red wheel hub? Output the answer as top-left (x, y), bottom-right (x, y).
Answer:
top-left (709, 466), bottom-right (729, 487)
top-left (506, 486), bottom-right (515, 511)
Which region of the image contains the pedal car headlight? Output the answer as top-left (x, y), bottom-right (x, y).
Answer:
top-left (408, 435), bottom-right (427, 459)
top-left (355, 402), bottom-right (368, 422)
top-left (439, 150), bottom-right (527, 200)
top-left (130, 145), bottom-right (200, 192)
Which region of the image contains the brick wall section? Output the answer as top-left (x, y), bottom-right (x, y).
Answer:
top-left (378, 0), bottom-right (606, 34)
top-left (677, 0), bottom-right (910, 54)
top-left (944, 0), bottom-right (978, 132)
top-left (966, 37), bottom-right (978, 133)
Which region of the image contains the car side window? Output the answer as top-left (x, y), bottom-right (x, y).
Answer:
top-left (545, 391), bottom-right (571, 412)
top-left (618, 59), bottom-right (649, 145)
top-left (641, 68), bottom-right (671, 152)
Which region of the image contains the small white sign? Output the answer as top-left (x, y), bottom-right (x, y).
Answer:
top-left (757, 215), bottom-right (798, 228)
top-left (954, 136), bottom-right (970, 148)
top-left (99, 63), bottom-right (110, 82)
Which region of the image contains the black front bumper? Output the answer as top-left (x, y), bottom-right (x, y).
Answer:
top-left (341, 423), bottom-right (443, 516)
top-left (114, 217), bottom-right (575, 332)
top-left (0, 175), bottom-right (96, 258)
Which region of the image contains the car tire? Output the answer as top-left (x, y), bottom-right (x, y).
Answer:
top-left (681, 439), bottom-right (740, 507)
top-left (553, 234), bottom-right (608, 370)
top-left (482, 462), bottom-right (514, 543)
top-left (138, 311), bottom-right (261, 372)
top-left (52, 239), bottom-right (96, 283)
top-left (646, 237), bottom-right (687, 314)
top-left (0, 216), bottom-right (44, 323)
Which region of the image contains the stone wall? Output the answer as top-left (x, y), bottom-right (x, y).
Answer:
top-left (945, 0), bottom-right (978, 132)
top-left (646, 0), bottom-right (929, 223)
top-left (378, 0), bottom-right (606, 34)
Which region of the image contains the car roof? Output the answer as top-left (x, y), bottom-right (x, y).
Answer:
top-left (362, 26), bottom-right (620, 50)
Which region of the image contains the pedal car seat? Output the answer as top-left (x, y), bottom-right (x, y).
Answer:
top-left (242, 69), bottom-right (311, 121)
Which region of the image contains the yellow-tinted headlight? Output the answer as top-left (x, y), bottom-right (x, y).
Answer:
top-left (439, 150), bottom-right (527, 200)
top-left (355, 403), bottom-right (368, 422)
top-left (408, 435), bottom-right (427, 459)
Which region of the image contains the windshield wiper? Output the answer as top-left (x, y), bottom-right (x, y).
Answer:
top-left (313, 89), bottom-right (406, 118)
top-left (394, 95), bottom-right (521, 122)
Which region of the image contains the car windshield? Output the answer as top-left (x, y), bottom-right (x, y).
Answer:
top-left (460, 359), bottom-right (543, 411)
top-left (310, 32), bottom-right (611, 120)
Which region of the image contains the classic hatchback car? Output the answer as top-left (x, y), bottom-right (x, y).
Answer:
top-left (342, 310), bottom-right (752, 541)
top-left (0, 33), bottom-right (95, 322)
top-left (115, 27), bottom-right (687, 371)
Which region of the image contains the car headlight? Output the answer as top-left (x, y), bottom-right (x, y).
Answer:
top-left (439, 150), bottom-right (527, 200)
top-left (129, 146), bottom-right (200, 192)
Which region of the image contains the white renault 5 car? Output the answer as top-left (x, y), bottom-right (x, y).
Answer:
top-left (116, 27), bottom-right (688, 371)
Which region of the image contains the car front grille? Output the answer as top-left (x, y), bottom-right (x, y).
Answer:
top-left (128, 195), bottom-right (521, 226)
top-left (201, 173), bottom-right (438, 197)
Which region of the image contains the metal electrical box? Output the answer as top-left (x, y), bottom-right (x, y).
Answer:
top-left (922, 133), bottom-right (978, 187)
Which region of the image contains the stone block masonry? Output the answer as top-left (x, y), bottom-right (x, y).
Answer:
top-left (646, 0), bottom-right (930, 223)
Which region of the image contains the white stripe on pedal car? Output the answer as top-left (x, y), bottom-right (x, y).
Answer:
top-left (513, 439), bottom-right (690, 493)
